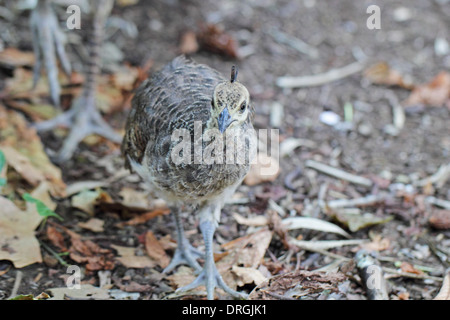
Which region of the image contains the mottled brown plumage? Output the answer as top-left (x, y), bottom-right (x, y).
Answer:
top-left (122, 56), bottom-right (254, 299)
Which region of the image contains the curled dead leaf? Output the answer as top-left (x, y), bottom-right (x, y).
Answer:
top-left (364, 62), bottom-right (414, 89)
top-left (434, 271), bottom-right (450, 300)
top-left (0, 105), bottom-right (66, 197)
top-left (400, 262), bottom-right (424, 276)
top-left (404, 71), bottom-right (450, 107)
top-left (218, 228), bottom-right (273, 291)
top-left (78, 218), bottom-right (105, 233)
top-left (65, 229), bottom-right (115, 271)
top-left (46, 226), bottom-right (68, 252)
top-left (197, 24), bottom-right (239, 59)
top-left (111, 244), bottom-right (155, 269)
top-left (115, 208), bottom-right (170, 227)
top-left (144, 231), bottom-right (170, 269)
top-left (231, 265), bottom-right (267, 287)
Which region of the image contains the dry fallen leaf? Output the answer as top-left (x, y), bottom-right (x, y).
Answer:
top-left (78, 218), bottom-right (105, 233)
top-left (166, 228), bottom-right (273, 295)
top-left (0, 196), bottom-right (43, 268)
top-left (71, 189), bottom-right (112, 216)
top-left (118, 187), bottom-right (153, 211)
top-left (48, 284), bottom-right (111, 300)
top-left (404, 71), bottom-right (450, 107)
top-left (197, 24), bottom-right (239, 59)
top-left (109, 64), bottom-right (140, 92)
top-left (331, 210), bottom-right (394, 232)
top-left (244, 152), bottom-right (280, 186)
top-left (115, 208), bottom-right (170, 227)
top-left (0, 105), bottom-right (66, 197)
top-left (434, 271), bottom-right (450, 300)
top-left (114, 278), bottom-right (151, 293)
top-left (364, 62), bottom-right (414, 89)
top-left (179, 31), bottom-right (199, 54)
top-left (218, 228), bottom-right (273, 291)
top-left (46, 226), bottom-right (68, 252)
top-left (248, 270), bottom-right (347, 300)
top-left (65, 229), bottom-right (115, 272)
top-left (2, 67), bottom-right (68, 102)
top-left (0, 48), bottom-right (35, 68)
top-left (230, 265), bottom-right (267, 287)
top-left (111, 244), bottom-right (156, 269)
top-left (399, 262), bottom-right (424, 276)
top-left (166, 266), bottom-right (197, 291)
top-left (359, 234), bottom-right (391, 251)
top-left (144, 231), bottom-right (170, 269)
top-left (0, 181), bottom-right (55, 268)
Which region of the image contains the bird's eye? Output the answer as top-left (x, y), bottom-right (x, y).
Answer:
top-left (239, 102), bottom-right (247, 112)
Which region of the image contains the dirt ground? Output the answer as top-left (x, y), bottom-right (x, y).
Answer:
top-left (0, 0), bottom-right (449, 300)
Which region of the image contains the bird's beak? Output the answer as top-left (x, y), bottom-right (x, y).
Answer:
top-left (218, 107), bottom-right (234, 133)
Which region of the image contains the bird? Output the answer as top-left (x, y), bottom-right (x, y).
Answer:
top-left (122, 56), bottom-right (255, 299)
top-left (30, 0), bottom-right (122, 162)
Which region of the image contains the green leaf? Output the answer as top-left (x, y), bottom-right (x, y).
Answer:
top-left (0, 150), bottom-right (6, 187)
top-left (22, 193), bottom-right (63, 221)
top-left (0, 150), bottom-right (5, 171)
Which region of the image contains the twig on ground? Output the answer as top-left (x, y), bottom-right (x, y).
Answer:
top-left (305, 160), bottom-right (373, 187)
top-left (425, 196), bottom-right (450, 210)
top-left (415, 163), bottom-right (450, 188)
top-left (7, 270), bottom-right (23, 299)
top-left (326, 194), bottom-right (389, 209)
top-left (382, 267), bottom-right (444, 282)
top-left (276, 61), bottom-right (365, 88)
top-left (38, 239), bottom-right (70, 267)
top-left (290, 238), bottom-right (368, 251)
top-left (266, 27), bottom-right (319, 59)
top-left (386, 91), bottom-right (405, 132)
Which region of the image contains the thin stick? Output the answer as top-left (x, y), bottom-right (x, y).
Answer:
top-left (276, 61), bottom-right (365, 88)
top-left (382, 267), bottom-right (443, 282)
top-left (7, 270), bottom-right (23, 299)
top-left (266, 27), bottom-right (319, 59)
top-left (386, 91), bottom-right (405, 131)
top-left (415, 163), bottom-right (450, 188)
top-left (38, 239), bottom-right (69, 267)
top-left (326, 194), bottom-right (388, 209)
top-left (305, 160), bottom-right (373, 187)
top-left (425, 196), bottom-right (450, 210)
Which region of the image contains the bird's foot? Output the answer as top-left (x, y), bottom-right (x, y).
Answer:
top-left (176, 263), bottom-right (248, 300)
top-left (33, 94), bottom-right (122, 162)
top-left (30, 0), bottom-right (71, 107)
top-left (163, 241), bottom-right (203, 274)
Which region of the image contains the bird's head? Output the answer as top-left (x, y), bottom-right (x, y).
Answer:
top-left (211, 66), bottom-right (251, 133)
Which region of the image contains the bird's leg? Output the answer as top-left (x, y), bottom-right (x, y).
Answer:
top-left (176, 212), bottom-right (248, 300)
top-left (30, 0), bottom-right (71, 107)
top-left (163, 207), bottom-right (203, 273)
top-left (33, 0), bottom-right (122, 162)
